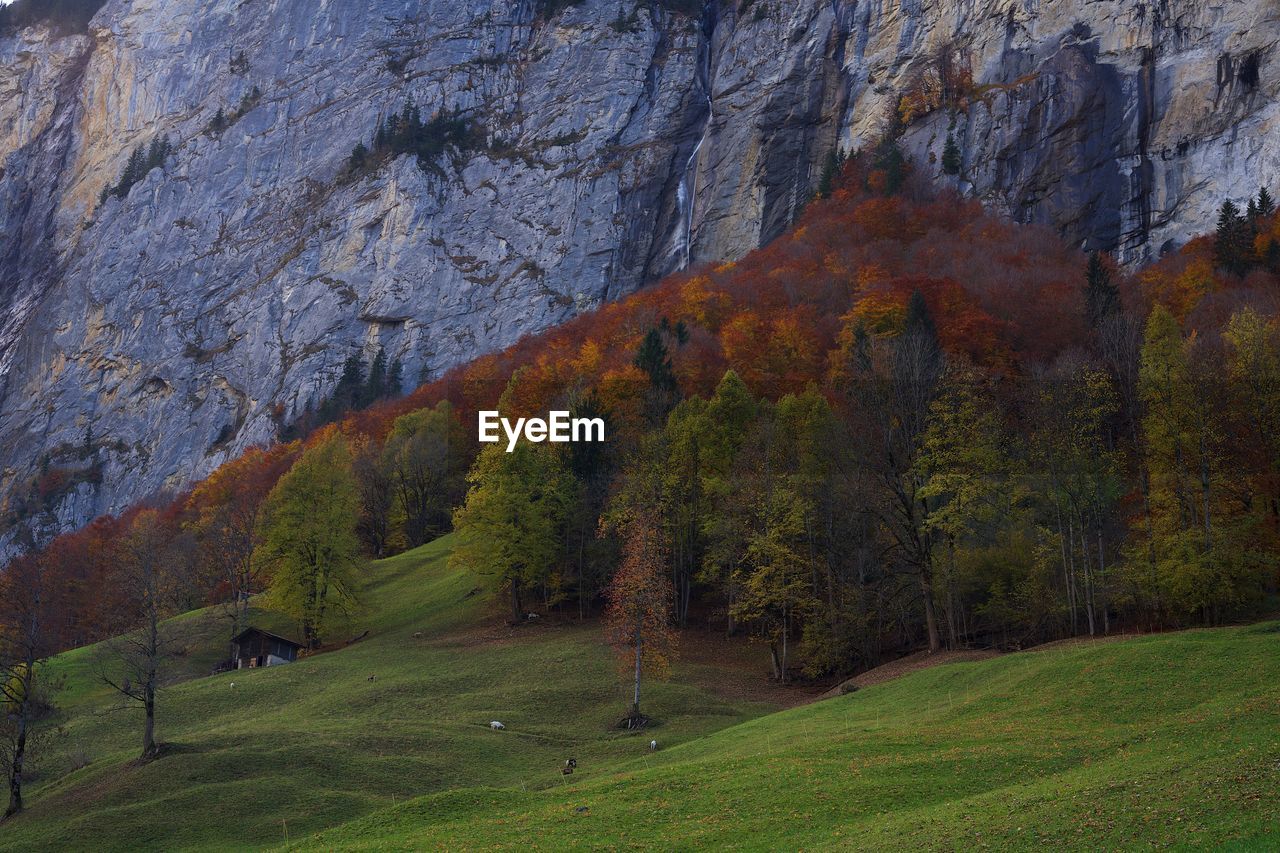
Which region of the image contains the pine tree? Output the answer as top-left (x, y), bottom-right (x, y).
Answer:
top-left (1258, 186), bottom-right (1276, 218)
top-left (904, 289), bottom-right (939, 346)
top-left (1215, 200), bottom-right (1253, 277)
top-left (145, 135), bottom-right (169, 170)
top-left (366, 346), bottom-right (387, 402)
top-left (816, 148), bottom-right (839, 199)
top-left (337, 353), bottom-right (365, 405)
top-left (1084, 251), bottom-right (1120, 327)
top-left (941, 133), bottom-right (961, 176)
top-left (634, 327), bottom-right (679, 425)
top-left (387, 358), bottom-right (404, 398)
top-left (871, 138), bottom-right (907, 196)
top-left (348, 141), bottom-right (368, 171)
top-left (119, 146), bottom-right (145, 196)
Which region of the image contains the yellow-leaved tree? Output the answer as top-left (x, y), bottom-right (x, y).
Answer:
top-left (255, 431), bottom-right (363, 649)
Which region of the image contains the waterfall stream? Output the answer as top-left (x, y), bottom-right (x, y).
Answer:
top-left (674, 1), bottom-right (718, 270)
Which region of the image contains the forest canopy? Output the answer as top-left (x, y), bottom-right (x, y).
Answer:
top-left (7, 149), bottom-right (1280, 691)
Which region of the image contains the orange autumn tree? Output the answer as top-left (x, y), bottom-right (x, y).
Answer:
top-left (603, 511), bottom-right (677, 726)
top-left (185, 442), bottom-right (301, 661)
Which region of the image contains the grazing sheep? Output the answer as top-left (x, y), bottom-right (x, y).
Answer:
top-left (649, 740), bottom-right (658, 751)
top-left (230, 682), bottom-right (235, 689)
top-left (490, 721), bottom-right (505, 730)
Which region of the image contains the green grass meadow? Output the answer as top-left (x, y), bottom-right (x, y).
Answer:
top-left (307, 625), bottom-right (1280, 850)
top-left (1, 537), bottom-right (776, 851)
top-left (3, 536), bottom-right (1278, 850)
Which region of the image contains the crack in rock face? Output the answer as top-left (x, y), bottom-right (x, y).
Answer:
top-left (0, 0), bottom-right (1275, 545)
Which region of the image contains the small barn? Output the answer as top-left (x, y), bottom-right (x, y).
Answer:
top-left (231, 627), bottom-right (303, 669)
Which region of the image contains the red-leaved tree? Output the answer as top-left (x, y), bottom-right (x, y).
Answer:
top-left (603, 512), bottom-right (677, 726)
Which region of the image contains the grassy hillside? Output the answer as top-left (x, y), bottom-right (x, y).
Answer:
top-left (8, 536), bottom-right (1279, 850)
top-left (305, 625), bottom-right (1280, 850)
top-left (1, 538), bottom-right (786, 851)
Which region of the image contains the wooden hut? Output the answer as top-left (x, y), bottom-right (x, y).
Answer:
top-left (231, 627), bottom-right (302, 669)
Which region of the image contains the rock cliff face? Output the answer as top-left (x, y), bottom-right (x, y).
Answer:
top-left (0, 0), bottom-right (1275, 541)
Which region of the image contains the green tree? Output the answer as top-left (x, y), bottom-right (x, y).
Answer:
top-left (1257, 186), bottom-right (1276, 218)
top-left (1027, 359), bottom-right (1123, 636)
top-left (915, 367), bottom-right (1013, 647)
top-left (451, 443), bottom-right (574, 622)
top-left (731, 471), bottom-right (818, 683)
top-left (365, 346), bottom-right (388, 403)
top-left (382, 401), bottom-right (470, 549)
top-left (349, 141), bottom-right (369, 171)
top-left (564, 392), bottom-right (615, 618)
top-left (352, 436), bottom-right (394, 558)
top-left (387, 357), bottom-right (404, 398)
top-left (941, 133), bottom-right (961, 176)
top-left (870, 138), bottom-right (907, 196)
top-left (1084, 251), bottom-right (1120, 327)
top-left (634, 326), bottom-right (680, 426)
top-left (1135, 306), bottom-right (1265, 623)
top-left (256, 433), bottom-right (363, 648)
top-left (1223, 308), bottom-right (1280, 526)
top-left (1215, 199), bottom-right (1254, 277)
top-left (729, 399), bottom-right (828, 681)
top-left (695, 371), bottom-right (761, 631)
top-left (816, 147), bottom-right (845, 198)
top-left (837, 291), bottom-right (946, 652)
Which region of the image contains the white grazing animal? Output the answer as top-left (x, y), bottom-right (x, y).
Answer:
top-left (490, 721), bottom-right (505, 730)
top-left (649, 740), bottom-right (658, 751)
top-left (230, 683), bottom-right (236, 689)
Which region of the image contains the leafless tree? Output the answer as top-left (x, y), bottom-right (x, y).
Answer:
top-left (0, 549), bottom-right (62, 820)
top-left (97, 511), bottom-right (190, 759)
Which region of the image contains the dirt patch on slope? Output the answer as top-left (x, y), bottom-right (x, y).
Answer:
top-left (677, 629), bottom-right (822, 709)
top-left (820, 649), bottom-right (1001, 700)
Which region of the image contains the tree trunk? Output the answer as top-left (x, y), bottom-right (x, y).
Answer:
top-left (510, 579), bottom-right (523, 624)
top-left (780, 607), bottom-right (789, 684)
top-left (578, 526), bottom-right (586, 621)
top-left (1077, 521), bottom-right (1095, 636)
top-left (632, 630), bottom-right (643, 717)
top-left (769, 642), bottom-right (783, 681)
top-left (920, 567), bottom-right (941, 653)
top-left (229, 583), bottom-right (248, 664)
top-left (4, 704), bottom-right (27, 818)
top-left (1200, 436), bottom-right (1213, 553)
top-left (143, 677), bottom-right (157, 758)
top-left (946, 539), bottom-right (959, 650)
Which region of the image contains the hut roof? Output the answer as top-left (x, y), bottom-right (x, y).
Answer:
top-left (231, 627), bottom-right (303, 649)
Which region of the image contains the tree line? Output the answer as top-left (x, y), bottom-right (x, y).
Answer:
top-left (98, 136), bottom-right (173, 206)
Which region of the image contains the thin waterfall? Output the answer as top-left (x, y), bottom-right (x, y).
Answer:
top-left (675, 1), bottom-right (718, 270)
